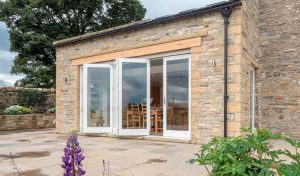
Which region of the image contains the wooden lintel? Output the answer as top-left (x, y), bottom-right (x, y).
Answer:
top-left (71, 37), bottom-right (201, 65)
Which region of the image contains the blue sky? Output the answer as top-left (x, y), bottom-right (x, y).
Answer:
top-left (0, 0), bottom-right (221, 87)
top-left (0, 22), bottom-right (21, 86)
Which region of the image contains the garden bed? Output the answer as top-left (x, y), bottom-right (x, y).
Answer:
top-left (0, 114), bottom-right (55, 131)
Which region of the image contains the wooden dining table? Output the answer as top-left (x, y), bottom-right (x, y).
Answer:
top-left (151, 110), bottom-right (159, 133)
top-left (125, 105), bottom-right (162, 132)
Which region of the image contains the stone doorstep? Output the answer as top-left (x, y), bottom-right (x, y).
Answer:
top-left (77, 132), bottom-right (191, 144)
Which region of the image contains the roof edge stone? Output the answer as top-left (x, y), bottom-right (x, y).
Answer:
top-left (53, 0), bottom-right (241, 48)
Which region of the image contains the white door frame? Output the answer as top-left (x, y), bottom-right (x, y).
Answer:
top-left (118, 58), bottom-right (150, 136)
top-left (82, 64), bottom-right (113, 133)
top-left (163, 54), bottom-right (191, 138)
top-left (250, 67), bottom-right (255, 132)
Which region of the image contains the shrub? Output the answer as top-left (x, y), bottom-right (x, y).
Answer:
top-left (48, 107), bottom-right (55, 113)
top-left (277, 163), bottom-right (300, 176)
top-left (0, 109), bottom-right (4, 115)
top-left (189, 128), bottom-right (300, 176)
top-left (0, 104), bottom-right (5, 115)
top-left (277, 137), bottom-right (300, 176)
top-left (4, 105), bottom-right (32, 115)
top-left (17, 89), bottom-right (48, 107)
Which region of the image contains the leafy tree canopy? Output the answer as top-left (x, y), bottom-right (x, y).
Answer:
top-left (0, 0), bottom-right (146, 88)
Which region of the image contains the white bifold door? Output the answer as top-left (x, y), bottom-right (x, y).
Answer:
top-left (163, 54), bottom-right (191, 138)
top-left (82, 64), bottom-right (113, 133)
top-left (118, 58), bottom-right (150, 136)
top-left (81, 54), bottom-right (190, 139)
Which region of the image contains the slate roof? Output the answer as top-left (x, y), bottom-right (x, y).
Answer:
top-left (53, 0), bottom-right (241, 47)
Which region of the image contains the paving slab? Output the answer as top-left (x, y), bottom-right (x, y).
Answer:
top-left (0, 129), bottom-right (294, 176)
top-left (0, 129), bottom-right (204, 176)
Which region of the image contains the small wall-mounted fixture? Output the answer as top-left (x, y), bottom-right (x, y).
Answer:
top-left (212, 58), bottom-right (216, 67)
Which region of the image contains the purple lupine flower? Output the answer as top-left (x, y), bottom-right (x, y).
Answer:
top-left (61, 132), bottom-right (85, 176)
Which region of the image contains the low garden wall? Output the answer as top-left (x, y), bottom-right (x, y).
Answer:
top-left (0, 87), bottom-right (55, 114)
top-left (0, 114), bottom-right (55, 131)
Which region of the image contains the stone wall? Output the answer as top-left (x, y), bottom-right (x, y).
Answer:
top-left (190, 9), bottom-right (243, 142)
top-left (55, 0), bottom-right (300, 143)
top-left (0, 87), bottom-right (55, 114)
top-left (257, 0), bottom-right (300, 139)
top-left (0, 114), bottom-right (55, 131)
top-left (56, 7), bottom-right (245, 144)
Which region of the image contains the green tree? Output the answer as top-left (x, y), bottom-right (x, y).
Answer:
top-left (0, 0), bottom-right (146, 88)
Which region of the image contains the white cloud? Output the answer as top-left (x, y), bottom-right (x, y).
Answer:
top-left (140, 0), bottom-right (223, 19)
top-left (0, 48), bottom-right (23, 86)
top-left (0, 73), bottom-right (24, 86)
top-left (0, 80), bottom-right (11, 86)
top-left (0, 22), bottom-right (10, 51)
top-left (0, 49), bottom-right (17, 75)
top-left (0, 21), bottom-right (8, 30)
top-left (0, 49), bottom-right (17, 61)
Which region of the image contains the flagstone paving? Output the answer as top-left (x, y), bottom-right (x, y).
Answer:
top-left (0, 130), bottom-right (295, 176)
top-left (0, 130), bottom-right (205, 176)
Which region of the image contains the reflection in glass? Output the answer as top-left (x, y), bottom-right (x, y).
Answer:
top-left (122, 62), bottom-right (147, 129)
top-left (87, 67), bottom-right (110, 127)
top-left (166, 59), bottom-right (189, 131)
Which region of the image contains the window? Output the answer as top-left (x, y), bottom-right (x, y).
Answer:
top-left (250, 68), bottom-right (255, 131)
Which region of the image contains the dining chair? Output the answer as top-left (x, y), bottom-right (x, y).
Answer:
top-left (141, 104), bottom-right (147, 128)
top-left (130, 104), bottom-right (141, 128)
top-left (166, 107), bottom-right (173, 129)
top-left (157, 110), bottom-right (163, 132)
top-left (177, 110), bottom-right (188, 130)
top-left (125, 104), bottom-right (133, 128)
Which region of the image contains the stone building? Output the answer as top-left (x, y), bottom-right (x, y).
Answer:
top-left (256, 0), bottom-right (300, 139)
top-left (54, 0), bottom-right (300, 143)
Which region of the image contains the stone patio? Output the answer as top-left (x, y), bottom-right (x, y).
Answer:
top-left (0, 129), bottom-right (295, 176)
top-left (0, 130), bottom-right (206, 176)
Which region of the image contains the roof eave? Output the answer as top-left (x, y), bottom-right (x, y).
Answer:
top-left (53, 0), bottom-right (241, 48)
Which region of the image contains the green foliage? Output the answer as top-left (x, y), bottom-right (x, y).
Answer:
top-left (277, 164), bottom-right (300, 176)
top-left (4, 105), bottom-right (32, 115)
top-left (0, 109), bottom-right (4, 115)
top-left (0, 0), bottom-right (146, 88)
top-left (189, 128), bottom-right (300, 176)
top-left (17, 89), bottom-right (48, 107)
top-left (281, 137), bottom-right (300, 164)
top-left (277, 137), bottom-right (300, 176)
top-left (48, 107), bottom-right (55, 113)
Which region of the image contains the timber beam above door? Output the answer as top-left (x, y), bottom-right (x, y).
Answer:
top-left (71, 37), bottom-right (201, 65)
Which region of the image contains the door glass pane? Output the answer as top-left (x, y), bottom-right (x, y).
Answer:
top-left (166, 59), bottom-right (189, 131)
top-left (122, 62), bottom-right (147, 129)
top-left (87, 67), bottom-right (110, 127)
